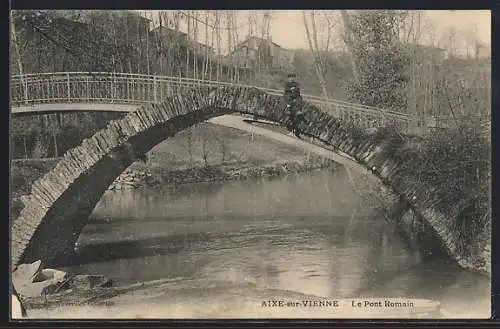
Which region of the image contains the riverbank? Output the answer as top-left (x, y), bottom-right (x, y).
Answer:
top-left (108, 157), bottom-right (337, 191)
top-left (22, 279), bottom-right (449, 319)
top-left (11, 122), bottom-right (339, 219)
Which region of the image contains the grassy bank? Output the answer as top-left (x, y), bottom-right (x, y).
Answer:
top-left (139, 122), bottom-right (318, 170)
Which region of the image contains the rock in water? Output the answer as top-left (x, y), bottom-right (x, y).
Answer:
top-left (18, 280), bottom-right (60, 297)
top-left (12, 260), bottom-right (42, 292)
top-left (13, 261), bottom-right (69, 298)
top-left (38, 268), bottom-right (67, 282)
top-left (70, 275), bottom-right (112, 290)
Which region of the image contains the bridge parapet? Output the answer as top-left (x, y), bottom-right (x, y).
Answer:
top-left (11, 72), bottom-right (420, 134)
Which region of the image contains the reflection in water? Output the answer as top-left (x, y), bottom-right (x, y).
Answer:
top-left (66, 168), bottom-right (489, 318)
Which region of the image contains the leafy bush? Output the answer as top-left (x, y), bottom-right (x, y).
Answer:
top-left (342, 114), bottom-right (490, 258)
top-left (416, 121), bottom-right (490, 255)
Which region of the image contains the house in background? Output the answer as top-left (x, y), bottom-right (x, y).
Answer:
top-left (151, 26), bottom-right (188, 45)
top-left (402, 43), bottom-right (448, 63)
top-left (151, 26), bottom-right (216, 57)
top-left (187, 40), bottom-right (216, 58)
top-left (228, 36), bottom-right (294, 70)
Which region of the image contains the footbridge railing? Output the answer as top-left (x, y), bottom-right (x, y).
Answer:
top-left (11, 72), bottom-right (421, 133)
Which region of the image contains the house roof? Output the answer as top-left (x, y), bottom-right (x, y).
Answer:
top-left (235, 36), bottom-right (284, 50)
top-left (403, 43), bottom-right (446, 53)
top-left (151, 26), bottom-right (215, 52)
top-left (151, 26), bottom-right (187, 35)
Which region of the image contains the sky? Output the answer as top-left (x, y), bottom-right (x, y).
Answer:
top-left (141, 10), bottom-right (490, 55)
top-left (265, 10), bottom-right (489, 49)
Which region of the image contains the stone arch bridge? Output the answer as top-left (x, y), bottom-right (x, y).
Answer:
top-left (11, 72), bottom-right (460, 269)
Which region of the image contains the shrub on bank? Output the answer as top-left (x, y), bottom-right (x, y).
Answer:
top-left (415, 122), bottom-right (490, 258)
top-left (354, 119), bottom-right (490, 260)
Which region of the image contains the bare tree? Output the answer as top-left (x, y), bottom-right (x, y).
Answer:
top-left (310, 11), bottom-right (323, 67)
top-left (320, 13), bottom-right (342, 53)
top-left (211, 127), bottom-right (229, 163)
top-left (173, 11), bottom-right (183, 77)
top-left (340, 10), bottom-right (360, 86)
top-left (180, 126), bottom-right (194, 168)
top-left (186, 10), bottom-right (191, 77)
top-left (209, 13), bottom-right (216, 80)
top-left (302, 11), bottom-right (329, 100)
top-left (203, 11), bottom-right (209, 80)
top-left (214, 11), bottom-right (222, 81)
top-left (155, 12), bottom-right (165, 74)
top-left (11, 13), bottom-right (28, 103)
top-left (405, 12), bottom-right (423, 116)
top-left (463, 24), bottom-right (480, 59)
top-left (440, 26), bottom-right (460, 58)
top-left (200, 129), bottom-right (210, 167)
top-left (231, 11), bottom-right (240, 82)
top-left (422, 16), bottom-right (438, 47)
top-left (256, 11), bottom-right (271, 72)
top-left (144, 11), bottom-right (150, 75)
top-left (193, 11), bottom-right (199, 79)
top-left (226, 11), bottom-right (232, 78)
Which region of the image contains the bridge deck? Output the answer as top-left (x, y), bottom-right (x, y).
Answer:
top-left (11, 103), bottom-right (139, 114)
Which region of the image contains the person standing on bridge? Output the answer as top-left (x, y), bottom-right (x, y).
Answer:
top-left (283, 73), bottom-right (303, 137)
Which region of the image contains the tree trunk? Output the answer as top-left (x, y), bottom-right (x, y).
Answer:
top-left (112, 16), bottom-right (124, 72)
top-left (11, 16), bottom-right (28, 104)
top-left (187, 129), bottom-right (193, 168)
top-left (310, 11), bottom-right (324, 72)
top-left (156, 13), bottom-right (164, 75)
top-left (227, 11), bottom-right (232, 81)
top-left (186, 11), bottom-right (191, 78)
top-left (215, 12), bottom-right (221, 81)
top-left (203, 12), bottom-right (209, 80)
top-left (53, 134), bottom-right (58, 158)
top-left (193, 11), bottom-right (198, 80)
top-left (302, 11), bottom-right (329, 100)
top-left (210, 21), bottom-right (215, 81)
top-left (23, 137), bottom-right (28, 159)
top-left (201, 135), bottom-right (209, 167)
top-left (136, 15), bottom-right (141, 73)
top-left (340, 10), bottom-right (360, 86)
top-left (145, 11), bottom-right (150, 75)
top-left (232, 12), bottom-right (240, 83)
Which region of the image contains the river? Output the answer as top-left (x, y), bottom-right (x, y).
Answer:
top-left (33, 168), bottom-right (489, 319)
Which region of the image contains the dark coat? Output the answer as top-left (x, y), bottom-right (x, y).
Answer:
top-left (284, 81), bottom-right (301, 105)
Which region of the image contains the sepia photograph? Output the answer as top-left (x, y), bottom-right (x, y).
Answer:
top-left (10, 9), bottom-right (491, 320)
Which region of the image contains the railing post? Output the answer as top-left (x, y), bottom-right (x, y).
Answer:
top-left (153, 75), bottom-right (158, 103)
top-left (66, 72), bottom-right (71, 101)
top-left (22, 77), bottom-right (29, 105)
top-left (86, 76), bottom-right (90, 101)
top-left (111, 73), bottom-right (116, 103)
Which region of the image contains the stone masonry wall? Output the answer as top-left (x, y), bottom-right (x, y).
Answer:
top-left (12, 85), bottom-right (472, 271)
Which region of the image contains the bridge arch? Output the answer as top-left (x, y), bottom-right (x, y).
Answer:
top-left (12, 85), bottom-right (456, 268)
